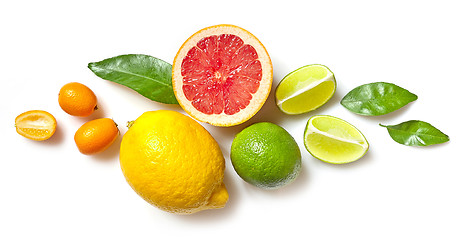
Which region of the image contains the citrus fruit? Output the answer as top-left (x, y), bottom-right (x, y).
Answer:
top-left (119, 110), bottom-right (228, 214)
top-left (172, 24), bottom-right (273, 127)
top-left (74, 118), bottom-right (119, 155)
top-left (15, 110), bottom-right (57, 141)
top-left (275, 64), bottom-right (336, 114)
top-left (230, 122), bottom-right (301, 189)
top-left (58, 82), bottom-right (97, 117)
top-left (304, 115), bottom-right (369, 164)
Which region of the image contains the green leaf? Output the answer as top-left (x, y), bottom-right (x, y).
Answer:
top-left (380, 120), bottom-right (449, 146)
top-left (88, 54), bottom-right (178, 104)
top-left (341, 82), bottom-right (417, 116)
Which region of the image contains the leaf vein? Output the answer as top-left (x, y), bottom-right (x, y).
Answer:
top-left (99, 66), bottom-right (172, 88)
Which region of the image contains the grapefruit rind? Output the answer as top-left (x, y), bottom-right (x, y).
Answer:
top-left (172, 24), bottom-right (273, 127)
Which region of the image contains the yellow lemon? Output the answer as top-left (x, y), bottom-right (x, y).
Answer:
top-left (120, 110), bottom-right (228, 214)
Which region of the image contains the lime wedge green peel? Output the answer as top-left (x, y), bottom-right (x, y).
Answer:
top-left (275, 64), bottom-right (336, 115)
top-left (304, 115), bottom-right (369, 164)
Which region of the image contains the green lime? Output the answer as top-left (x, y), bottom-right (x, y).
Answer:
top-left (275, 64), bottom-right (336, 115)
top-left (304, 115), bottom-right (369, 164)
top-left (230, 122), bottom-right (301, 189)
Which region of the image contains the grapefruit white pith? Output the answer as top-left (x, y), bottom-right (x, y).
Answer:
top-left (172, 24), bottom-right (273, 127)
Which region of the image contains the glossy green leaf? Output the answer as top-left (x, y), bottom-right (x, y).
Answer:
top-left (380, 120), bottom-right (449, 146)
top-left (341, 82), bottom-right (417, 116)
top-left (88, 54), bottom-right (178, 104)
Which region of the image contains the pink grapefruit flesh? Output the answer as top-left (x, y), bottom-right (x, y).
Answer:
top-left (172, 24), bottom-right (272, 126)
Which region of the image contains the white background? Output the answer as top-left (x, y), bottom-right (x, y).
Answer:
top-left (1, 0), bottom-right (461, 239)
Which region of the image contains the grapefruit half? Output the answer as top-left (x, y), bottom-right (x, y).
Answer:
top-left (172, 24), bottom-right (273, 126)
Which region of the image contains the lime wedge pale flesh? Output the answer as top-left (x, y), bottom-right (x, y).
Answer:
top-left (304, 115), bottom-right (369, 164)
top-left (275, 64), bottom-right (336, 115)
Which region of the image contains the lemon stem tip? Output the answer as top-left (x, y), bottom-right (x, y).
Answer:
top-left (127, 121), bottom-right (135, 128)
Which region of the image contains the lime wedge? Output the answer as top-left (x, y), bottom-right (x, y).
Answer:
top-left (304, 115), bottom-right (369, 164)
top-left (275, 64), bottom-right (336, 114)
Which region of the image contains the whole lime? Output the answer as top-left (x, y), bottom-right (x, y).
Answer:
top-left (230, 122), bottom-right (302, 189)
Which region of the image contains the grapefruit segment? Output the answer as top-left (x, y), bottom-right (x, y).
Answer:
top-left (173, 24), bottom-right (272, 126)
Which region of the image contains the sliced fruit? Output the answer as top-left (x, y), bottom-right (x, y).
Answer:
top-left (304, 115), bottom-right (368, 164)
top-left (172, 24), bottom-right (273, 127)
top-left (275, 64), bottom-right (336, 114)
top-left (15, 110), bottom-right (57, 141)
